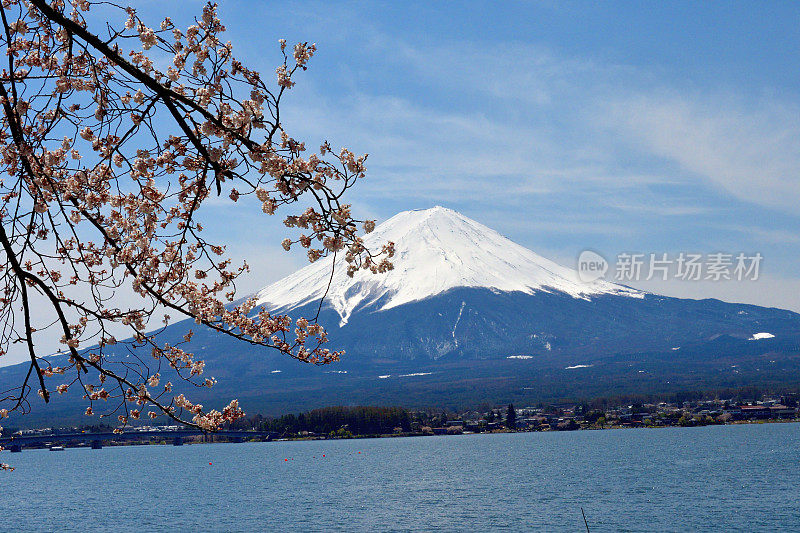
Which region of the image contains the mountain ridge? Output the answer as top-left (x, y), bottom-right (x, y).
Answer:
top-left (3, 206), bottom-right (800, 426)
top-left (244, 206), bottom-right (800, 365)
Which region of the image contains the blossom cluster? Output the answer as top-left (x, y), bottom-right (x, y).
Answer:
top-left (0, 0), bottom-right (391, 444)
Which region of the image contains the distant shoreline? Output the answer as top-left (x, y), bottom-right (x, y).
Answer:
top-left (5, 416), bottom-right (798, 452)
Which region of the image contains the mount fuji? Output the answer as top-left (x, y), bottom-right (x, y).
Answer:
top-left (250, 206), bottom-right (800, 362)
top-left (4, 206), bottom-right (800, 423)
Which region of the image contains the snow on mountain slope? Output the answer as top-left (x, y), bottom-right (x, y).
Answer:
top-left (254, 206), bottom-right (643, 325)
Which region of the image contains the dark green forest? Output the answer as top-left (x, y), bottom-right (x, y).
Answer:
top-left (239, 406), bottom-right (414, 437)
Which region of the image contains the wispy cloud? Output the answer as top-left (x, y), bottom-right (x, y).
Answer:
top-left (280, 33), bottom-right (800, 222)
top-left (602, 92), bottom-right (800, 213)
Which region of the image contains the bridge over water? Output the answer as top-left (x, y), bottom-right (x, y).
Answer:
top-left (0, 429), bottom-right (276, 452)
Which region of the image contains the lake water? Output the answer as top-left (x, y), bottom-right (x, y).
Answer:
top-left (3, 423), bottom-right (800, 532)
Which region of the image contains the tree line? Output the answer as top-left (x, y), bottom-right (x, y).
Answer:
top-left (237, 406), bottom-right (413, 437)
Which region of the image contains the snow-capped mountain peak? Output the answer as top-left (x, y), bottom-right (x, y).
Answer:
top-left (254, 206), bottom-right (642, 325)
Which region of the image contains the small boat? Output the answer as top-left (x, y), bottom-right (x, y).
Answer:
top-left (49, 446), bottom-right (65, 451)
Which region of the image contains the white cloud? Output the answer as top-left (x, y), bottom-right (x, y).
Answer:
top-left (279, 33), bottom-right (800, 221)
top-left (603, 92), bottom-right (800, 212)
top-left (357, 37), bottom-right (800, 215)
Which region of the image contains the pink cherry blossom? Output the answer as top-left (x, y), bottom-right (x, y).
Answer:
top-left (0, 0), bottom-right (392, 446)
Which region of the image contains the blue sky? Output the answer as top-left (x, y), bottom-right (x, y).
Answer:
top-left (4, 1), bottom-right (800, 367)
top-left (186, 0), bottom-right (800, 311)
top-left (92, 1), bottom-right (800, 311)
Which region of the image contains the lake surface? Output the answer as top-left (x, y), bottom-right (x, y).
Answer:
top-left (3, 423), bottom-right (800, 532)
